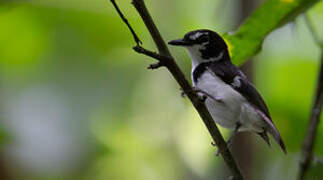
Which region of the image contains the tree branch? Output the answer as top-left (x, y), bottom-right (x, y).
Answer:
top-left (110, 0), bottom-right (244, 179)
top-left (298, 14), bottom-right (323, 180)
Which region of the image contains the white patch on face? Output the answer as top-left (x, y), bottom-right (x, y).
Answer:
top-left (186, 44), bottom-right (224, 71)
top-left (186, 44), bottom-right (204, 70)
top-left (231, 76), bottom-right (242, 88)
top-left (190, 32), bottom-right (208, 40)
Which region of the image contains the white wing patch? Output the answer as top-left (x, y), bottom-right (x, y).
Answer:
top-left (231, 76), bottom-right (242, 88)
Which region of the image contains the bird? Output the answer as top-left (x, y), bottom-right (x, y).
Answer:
top-left (168, 29), bottom-right (286, 154)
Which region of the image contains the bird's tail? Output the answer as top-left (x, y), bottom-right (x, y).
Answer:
top-left (256, 109), bottom-right (287, 154)
top-left (257, 131), bottom-right (271, 147)
top-left (267, 126), bottom-right (287, 154)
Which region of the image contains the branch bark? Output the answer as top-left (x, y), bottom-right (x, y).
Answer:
top-left (298, 15), bottom-right (323, 180)
top-left (110, 0), bottom-right (244, 179)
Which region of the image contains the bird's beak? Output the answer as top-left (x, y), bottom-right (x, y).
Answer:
top-left (168, 38), bottom-right (192, 46)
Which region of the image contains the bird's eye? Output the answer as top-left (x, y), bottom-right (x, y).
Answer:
top-left (199, 36), bottom-right (208, 42)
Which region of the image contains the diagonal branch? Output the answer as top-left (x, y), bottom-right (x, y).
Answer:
top-left (298, 14), bottom-right (323, 180)
top-left (110, 0), bottom-right (244, 179)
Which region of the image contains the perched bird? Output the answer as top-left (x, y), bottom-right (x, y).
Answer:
top-left (168, 29), bottom-right (286, 153)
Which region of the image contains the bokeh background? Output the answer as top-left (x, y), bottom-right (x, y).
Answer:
top-left (0, 0), bottom-right (323, 179)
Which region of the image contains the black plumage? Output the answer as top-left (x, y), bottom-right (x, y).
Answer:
top-left (169, 29), bottom-right (286, 153)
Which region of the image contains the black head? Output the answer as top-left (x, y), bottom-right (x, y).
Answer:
top-left (168, 29), bottom-right (229, 61)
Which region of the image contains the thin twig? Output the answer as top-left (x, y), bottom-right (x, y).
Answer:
top-left (131, 0), bottom-right (170, 55)
top-left (110, 0), bottom-right (142, 45)
top-left (147, 62), bottom-right (163, 69)
top-left (133, 46), bottom-right (168, 69)
top-left (298, 14), bottom-right (323, 180)
top-left (110, 0), bottom-right (244, 179)
top-left (133, 45), bottom-right (171, 63)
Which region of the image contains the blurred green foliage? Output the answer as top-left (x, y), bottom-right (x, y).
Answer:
top-left (224, 0), bottom-right (319, 65)
top-left (0, 0), bottom-right (322, 180)
top-left (307, 159), bottom-right (323, 179)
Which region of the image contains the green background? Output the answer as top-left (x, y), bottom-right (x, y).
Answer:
top-left (0, 0), bottom-right (322, 179)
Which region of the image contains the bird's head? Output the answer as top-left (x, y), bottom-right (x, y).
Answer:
top-left (168, 29), bottom-right (229, 68)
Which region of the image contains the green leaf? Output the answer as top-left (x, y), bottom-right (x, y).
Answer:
top-left (223, 0), bottom-right (320, 65)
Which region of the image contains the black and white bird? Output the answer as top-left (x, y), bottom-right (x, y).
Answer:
top-left (168, 29), bottom-right (286, 153)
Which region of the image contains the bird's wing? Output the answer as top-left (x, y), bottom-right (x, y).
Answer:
top-left (207, 63), bottom-right (286, 153)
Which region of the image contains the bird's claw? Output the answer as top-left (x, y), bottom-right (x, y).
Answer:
top-left (180, 87), bottom-right (223, 103)
top-left (194, 87), bottom-right (223, 103)
top-left (214, 144), bottom-right (230, 156)
top-left (180, 88), bottom-right (186, 98)
top-left (214, 123), bottom-right (240, 156)
top-left (180, 87), bottom-right (205, 99)
top-left (211, 142), bottom-right (222, 156)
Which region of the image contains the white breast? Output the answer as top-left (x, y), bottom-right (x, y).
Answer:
top-left (194, 71), bottom-right (263, 132)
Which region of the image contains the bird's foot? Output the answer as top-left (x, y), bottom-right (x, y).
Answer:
top-left (215, 140), bottom-right (234, 156)
top-left (180, 88), bottom-right (186, 98)
top-left (211, 141), bottom-right (228, 156)
top-left (181, 87), bottom-right (223, 103)
top-left (180, 87), bottom-right (207, 101)
top-left (214, 122), bottom-right (241, 156)
top-left (194, 88), bottom-right (208, 102)
top-left (193, 87), bottom-right (223, 103)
